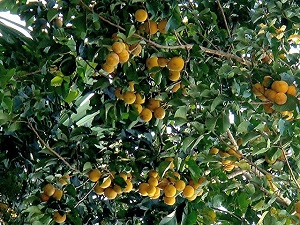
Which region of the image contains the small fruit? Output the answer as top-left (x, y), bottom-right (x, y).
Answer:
top-left (252, 83), bottom-right (265, 96)
top-left (146, 57), bottom-right (159, 69)
top-left (148, 170), bottom-right (159, 178)
top-left (158, 57), bottom-right (169, 67)
top-left (168, 70), bottom-right (181, 82)
top-left (164, 184), bottom-right (177, 197)
top-left (157, 19), bottom-right (167, 34)
top-left (148, 177), bottom-right (159, 187)
top-left (135, 9), bottom-right (148, 22)
top-left (52, 189), bottom-right (63, 200)
top-left (271, 80), bottom-right (289, 93)
top-left (295, 201), bottom-right (300, 213)
top-left (263, 103), bottom-right (274, 114)
top-left (139, 182), bottom-right (150, 196)
top-left (53, 211), bottom-right (66, 224)
top-left (153, 107), bottom-right (166, 119)
top-left (106, 52), bottom-right (119, 66)
top-left (262, 76), bottom-right (274, 88)
top-left (140, 108), bottom-right (152, 122)
top-left (129, 43), bottom-right (142, 56)
top-left (114, 87), bottom-right (124, 100)
top-left (40, 192), bottom-right (50, 202)
top-left (287, 85), bottom-right (297, 96)
top-left (182, 185), bottom-right (195, 198)
top-left (133, 104), bottom-right (143, 114)
top-left (43, 184), bottom-right (56, 197)
top-left (112, 42), bottom-right (125, 54)
top-left (58, 174), bottom-right (70, 186)
top-left (145, 20), bottom-right (158, 35)
top-left (118, 49), bottom-right (130, 63)
top-left (147, 99), bottom-right (160, 110)
top-left (88, 169), bottom-right (101, 182)
top-left (274, 92), bottom-right (287, 105)
top-left (123, 91), bottom-right (136, 104)
top-left (209, 147), bottom-right (219, 155)
top-left (102, 63), bottom-right (115, 73)
top-left (104, 187), bottom-right (118, 199)
top-left (165, 157), bottom-right (175, 169)
top-left (172, 83), bottom-right (181, 93)
top-left (146, 185), bottom-right (157, 196)
top-left (264, 89), bottom-right (277, 102)
top-left (167, 57), bottom-right (185, 71)
top-left (151, 187), bottom-right (161, 199)
top-left (113, 185), bottom-right (123, 195)
top-left (99, 177), bottom-right (112, 188)
top-left (94, 184), bottom-right (104, 195)
top-left (224, 164), bottom-right (235, 172)
top-left (163, 196), bottom-right (176, 205)
top-left (123, 180), bottom-right (133, 193)
top-left (54, 18), bottom-right (63, 28)
top-left (175, 180), bottom-right (186, 191)
top-left (134, 93), bottom-right (145, 104)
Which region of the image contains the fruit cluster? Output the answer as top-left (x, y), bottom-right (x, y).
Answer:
top-left (253, 76), bottom-right (297, 118)
top-left (209, 147), bottom-right (242, 172)
top-left (88, 169), bottom-right (133, 200)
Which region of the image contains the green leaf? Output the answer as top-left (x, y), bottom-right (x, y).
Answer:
top-left (211, 95), bottom-right (223, 111)
top-left (205, 117), bottom-right (217, 132)
top-left (217, 112), bottom-right (231, 133)
top-left (158, 160), bottom-right (172, 178)
top-left (182, 209), bottom-right (197, 225)
top-left (159, 211), bottom-right (177, 225)
top-left (272, 95), bottom-right (297, 112)
top-left (174, 106), bottom-right (187, 119)
top-left (65, 90), bottom-right (79, 103)
top-left (51, 76), bottom-right (64, 87)
top-left (186, 159), bottom-right (201, 182)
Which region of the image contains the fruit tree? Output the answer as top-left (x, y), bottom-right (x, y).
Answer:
top-left (1, 0), bottom-right (300, 224)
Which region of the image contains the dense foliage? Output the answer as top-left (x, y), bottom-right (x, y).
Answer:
top-left (0, 0), bottom-right (300, 224)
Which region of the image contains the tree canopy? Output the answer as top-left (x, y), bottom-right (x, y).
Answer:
top-left (0, 0), bottom-right (300, 224)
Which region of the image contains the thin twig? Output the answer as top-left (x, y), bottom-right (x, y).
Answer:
top-left (74, 182), bottom-right (98, 208)
top-left (28, 121), bottom-right (81, 173)
top-left (212, 206), bottom-right (250, 224)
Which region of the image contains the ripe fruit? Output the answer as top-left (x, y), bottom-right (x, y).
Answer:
top-left (295, 201), bottom-right (300, 213)
top-left (151, 187), bottom-right (161, 199)
top-left (112, 42), bottom-right (125, 54)
top-left (145, 20), bottom-right (158, 35)
top-left (265, 89), bottom-right (277, 102)
top-left (128, 81), bottom-right (135, 92)
top-left (118, 49), bottom-right (130, 63)
top-left (146, 185), bottom-right (157, 196)
top-left (146, 57), bottom-right (159, 69)
top-left (172, 83), bottom-right (181, 93)
top-left (113, 185), bottom-right (123, 195)
top-left (158, 57), bottom-right (169, 67)
top-left (274, 92), bottom-right (287, 105)
top-left (53, 211), bottom-right (66, 223)
top-left (182, 185), bottom-right (195, 198)
top-left (94, 184), bottom-right (104, 195)
top-left (104, 187), bottom-right (118, 199)
top-left (148, 177), bottom-right (159, 187)
top-left (165, 157), bottom-right (175, 169)
top-left (88, 169), bottom-right (101, 182)
top-left (114, 87), bottom-right (124, 100)
top-left (99, 177), bottom-right (112, 188)
top-left (281, 111), bottom-right (293, 120)
top-left (135, 93), bottom-right (145, 104)
top-left (54, 18), bottom-right (63, 28)
top-left (262, 76), bottom-right (273, 88)
top-left (163, 196), bottom-right (176, 205)
top-left (129, 44), bottom-right (142, 56)
top-left (148, 170), bottom-right (159, 178)
top-left (147, 99), bottom-right (160, 110)
top-left (140, 108), bottom-right (152, 122)
top-left (164, 184), bottom-right (177, 197)
top-left (168, 70), bottom-right (181, 82)
top-left (209, 147), bottom-right (219, 155)
top-left (224, 164), bottom-right (235, 172)
top-left (106, 52), bottom-right (119, 66)
top-left (252, 83), bottom-right (265, 96)
top-left (167, 57), bottom-right (185, 71)
top-left (133, 104), bottom-right (143, 114)
top-left (134, 9), bottom-right (148, 22)
top-left (157, 19), bottom-right (167, 34)
top-left (52, 189), bottom-right (63, 200)
top-left (102, 63), bottom-right (115, 73)
top-left (40, 192), bottom-right (50, 202)
top-left (139, 182), bottom-right (150, 196)
top-left (287, 85), bottom-right (297, 96)
top-left (153, 107), bottom-right (166, 119)
top-left (43, 184), bottom-right (56, 197)
top-left (58, 174), bottom-right (70, 186)
top-left (263, 103), bottom-right (274, 114)
top-left (123, 180), bottom-right (133, 193)
top-left (271, 80), bottom-right (289, 93)
top-left (123, 91), bottom-right (136, 104)
top-left (175, 180), bottom-right (186, 191)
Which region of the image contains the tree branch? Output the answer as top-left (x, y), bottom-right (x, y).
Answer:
top-left (212, 206), bottom-right (250, 224)
top-left (74, 182), bottom-right (98, 208)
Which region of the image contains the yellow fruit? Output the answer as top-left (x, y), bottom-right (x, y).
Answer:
top-left (271, 80), bottom-right (289, 93)
top-left (147, 185), bottom-right (157, 196)
top-left (102, 63), bottom-right (115, 73)
top-left (175, 180), bottom-right (186, 191)
top-left (182, 185), bottom-right (195, 198)
top-left (88, 169), bottom-right (101, 182)
top-left (258, 95), bottom-right (268, 101)
top-left (134, 93), bottom-right (145, 104)
top-left (219, 151), bottom-right (230, 158)
top-left (207, 210), bottom-right (216, 222)
top-left (157, 178), bottom-right (169, 189)
top-left (135, 9), bottom-right (148, 22)
top-left (262, 76), bottom-right (274, 88)
top-left (94, 184), bottom-right (104, 195)
top-left (153, 107), bottom-right (166, 119)
top-left (53, 211), bottom-right (66, 224)
top-left (147, 99), bottom-right (160, 111)
top-left (139, 182), bottom-right (150, 196)
top-left (158, 57), bottom-right (169, 67)
top-left (274, 92), bottom-right (287, 105)
top-left (265, 89), bottom-right (277, 102)
top-left (128, 81), bottom-right (135, 92)
top-left (112, 42), bottom-right (125, 54)
top-left (123, 91), bottom-right (136, 104)
top-left (118, 172), bottom-right (127, 181)
top-left (237, 138), bottom-right (243, 146)
top-left (281, 111), bottom-right (293, 120)
top-left (252, 83), bottom-right (265, 96)
top-left (52, 189), bottom-right (63, 200)
top-left (43, 184), bottom-right (56, 197)
top-left (165, 157), bottom-right (175, 169)
top-left (114, 87), bottom-right (124, 100)
top-left (167, 57), bottom-right (185, 71)
top-left (209, 147), bottom-right (219, 155)
top-left (224, 164), bottom-right (235, 172)
top-left (140, 108), bottom-right (152, 122)
top-left (118, 49), bottom-right (130, 63)
top-left (145, 20), bottom-right (158, 35)
top-left (99, 177), bottom-right (112, 188)
top-left (172, 83), bottom-right (181, 93)
top-left (228, 148), bottom-right (242, 160)
top-left (129, 44), bottom-right (142, 56)
top-left (163, 196), bottom-right (176, 205)
top-left (40, 192), bottom-right (50, 202)
top-left (106, 52), bottom-right (119, 66)
top-left (151, 187), bottom-right (161, 199)
top-left (295, 201), bottom-right (300, 213)
top-left (263, 103), bottom-right (274, 114)
top-left (104, 187), bottom-right (117, 199)
top-left (164, 184), bottom-right (177, 197)
top-left (113, 185), bottom-right (123, 195)
top-left (168, 70), bottom-right (181, 82)
top-left (287, 85), bottom-right (297, 96)
top-left (58, 174), bottom-right (70, 186)
top-left (54, 18), bottom-right (63, 28)
top-left (148, 177), bottom-right (159, 186)
top-left (133, 104), bottom-right (143, 114)
top-left (148, 170), bottom-right (159, 178)
top-left (123, 180), bottom-right (133, 193)
top-left (146, 57), bottom-right (159, 69)
top-left (157, 19), bottom-right (167, 34)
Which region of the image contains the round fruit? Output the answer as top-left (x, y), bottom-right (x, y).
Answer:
top-left (88, 169), bottom-right (101, 182)
top-left (182, 185), bottom-right (195, 198)
top-left (146, 185), bottom-right (157, 196)
top-left (43, 184), bottom-right (56, 197)
top-left (147, 99), bottom-right (160, 110)
top-left (102, 63), bottom-right (115, 73)
top-left (168, 70), bottom-right (181, 82)
top-left (157, 19), bottom-right (167, 34)
top-left (209, 147), bottom-right (219, 155)
top-left (106, 52), bottom-right (119, 66)
top-left (151, 187), bottom-right (161, 199)
top-left (118, 49), bottom-right (130, 63)
top-left (94, 184), bottom-right (104, 195)
top-left (146, 57), bottom-right (159, 69)
top-left (145, 20), bottom-right (158, 35)
top-left (99, 177), bottom-right (112, 188)
top-left (252, 83), bottom-right (265, 96)
top-left (134, 9), bottom-right (148, 22)
top-left (54, 18), bottom-right (63, 28)
top-left (274, 92), bottom-right (287, 105)
top-left (263, 103), bottom-right (274, 114)
top-left (123, 180), bottom-right (133, 193)
top-left (113, 185), bottom-right (123, 195)
top-left (264, 89), bottom-right (277, 102)
top-left (165, 157), bottom-right (175, 169)
top-left (224, 164), bottom-right (235, 172)
top-left (40, 192), bottom-right (50, 202)
top-left (129, 44), bottom-right (142, 56)
top-left (128, 81), bottom-right (135, 92)
top-left (163, 196), bottom-right (176, 205)
top-left (53, 211), bottom-right (66, 224)
top-left (135, 93), bottom-right (145, 104)
top-left (186, 194), bottom-right (197, 201)
top-left (148, 177), bottom-right (159, 187)
top-left (158, 57), bottom-right (169, 67)
top-left (112, 42), bottom-right (125, 54)
top-left (104, 187), bottom-right (117, 199)
top-left (114, 87), bottom-right (124, 100)
top-left (295, 201), bottom-right (300, 213)
top-left (164, 184), bottom-right (177, 197)
top-left (123, 91), bottom-right (136, 104)
top-left (153, 107), bottom-right (165, 119)
top-left (172, 83), bottom-right (181, 93)
top-left (52, 189), bottom-right (63, 200)
top-left (140, 108), bottom-right (152, 122)
top-left (133, 103), bottom-right (143, 114)
top-left (287, 85), bottom-right (297, 96)
top-left (58, 174), bottom-right (70, 186)
top-left (175, 180), bottom-right (186, 191)
top-left (271, 80), bottom-right (289, 93)
top-left (139, 182), bottom-right (150, 196)
top-left (167, 57), bottom-right (185, 71)
top-left (148, 170), bottom-right (159, 178)
top-left (262, 76), bottom-right (273, 88)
